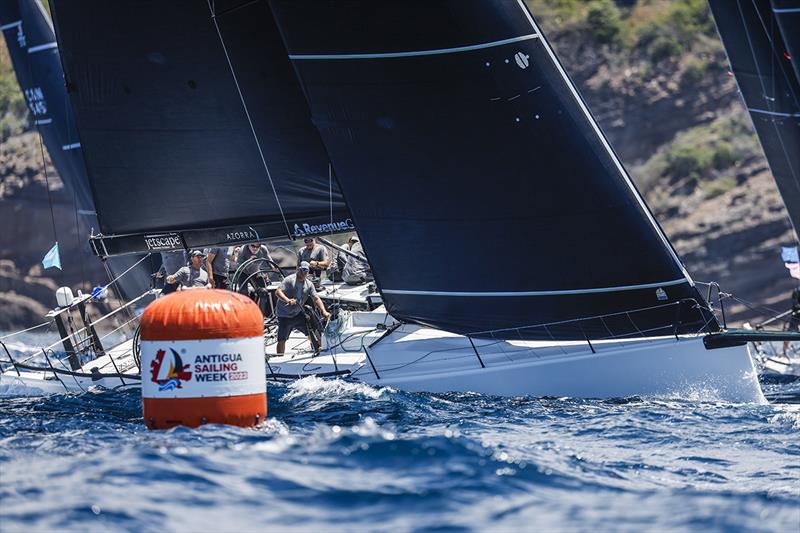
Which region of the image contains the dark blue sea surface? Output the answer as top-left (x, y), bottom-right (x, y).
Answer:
top-left (1, 366), bottom-right (799, 531)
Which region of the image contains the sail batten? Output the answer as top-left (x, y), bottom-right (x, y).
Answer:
top-left (288, 34), bottom-right (540, 61)
top-left (383, 278), bottom-right (690, 298)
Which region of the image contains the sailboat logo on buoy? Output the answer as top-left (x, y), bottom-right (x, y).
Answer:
top-left (150, 348), bottom-right (193, 391)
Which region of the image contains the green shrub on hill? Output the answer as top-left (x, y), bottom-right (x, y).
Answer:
top-left (637, 112), bottom-right (762, 196)
top-left (587, 0), bottom-right (627, 47)
top-left (637, 0), bottom-right (715, 62)
top-left (0, 35), bottom-right (28, 141)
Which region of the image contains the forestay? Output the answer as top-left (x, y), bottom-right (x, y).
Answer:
top-left (269, 0), bottom-right (716, 339)
top-left (709, 0), bottom-right (800, 241)
top-left (48, 0), bottom-right (351, 257)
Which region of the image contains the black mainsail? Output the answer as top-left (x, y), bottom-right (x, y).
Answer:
top-left (48, 0), bottom-right (351, 257)
top-left (269, 0), bottom-right (715, 339)
top-left (708, 0), bottom-right (800, 240)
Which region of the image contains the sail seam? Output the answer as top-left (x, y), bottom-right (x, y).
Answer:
top-left (288, 34), bottom-right (539, 60)
top-left (514, 0), bottom-right (694, 285)
top-left (383, 279), bottom-right (688, 297)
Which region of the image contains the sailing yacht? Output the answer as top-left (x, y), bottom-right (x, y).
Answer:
top-left (3, 0), bottom-right (796, 403)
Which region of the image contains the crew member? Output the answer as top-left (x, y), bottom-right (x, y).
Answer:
top-left (342, 234), bottom-right (373, 285)
top-left (297, 237), bottom-right (329, 277)
top-left (205, 246), bottom-right (231, 290)
top-left (166, 250), bottom-right (209, 289)
top-left (238, 242), bottom-right (273, 266)
top-left (275, 261), bottom-right (331, 355)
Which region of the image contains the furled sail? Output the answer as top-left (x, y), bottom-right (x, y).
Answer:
top-left (48, 0), bottom-right (351, 257)
top-left (269, 0), bottom-right (716, 339)
top-left (708, 0), bottom-right (800, 240)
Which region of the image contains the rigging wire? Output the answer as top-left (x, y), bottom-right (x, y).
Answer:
top-left (206, 0), bottom-right (293, 240)
top-left (0, 321), bottom-right (53, 340)
top-left (34, 127), bottom-right (59, 245)
top-left (19, 15), bottom-right (60, 261)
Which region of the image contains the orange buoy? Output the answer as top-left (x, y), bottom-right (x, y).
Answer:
top-left (139, 289), bottom-right (266, 429)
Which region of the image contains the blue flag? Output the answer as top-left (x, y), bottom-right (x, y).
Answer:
top-left (42, 242), bottom-right (61, 270)
top-left (782, 246), bottom-right (799, 264)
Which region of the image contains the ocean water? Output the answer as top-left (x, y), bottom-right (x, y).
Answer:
top-left (0, 370), bottom-right (798, 532)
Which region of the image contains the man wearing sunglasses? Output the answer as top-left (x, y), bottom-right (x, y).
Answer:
top-left (297, 237), bottom-right (329, 278)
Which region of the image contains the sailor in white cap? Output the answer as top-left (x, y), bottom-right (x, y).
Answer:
top-left (342, 234), bottom-right (372, 285)
top-left (275, 261), bottom-right (331, 355)
top-left (166, 250), bottom-right (210, 289)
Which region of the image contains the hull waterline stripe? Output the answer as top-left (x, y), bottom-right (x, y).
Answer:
top-left (289, 34), bottom-right (539, 60)
top-left (383, 278), bottom-right (689, 297)
top-left (27, 42), bottom-right (57, 53)
top-left (748, 107), bottom-right (800, 118)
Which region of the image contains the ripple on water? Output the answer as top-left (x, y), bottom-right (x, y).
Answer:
top-left (0, 377), bottom-right (798, 532)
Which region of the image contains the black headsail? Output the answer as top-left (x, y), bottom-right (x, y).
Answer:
top-left (269, 0), bottom-right (716, 339)
top-left (48, 0), bottom-right (351, 257)
top-left (708, 0), bottom-right (800, 240)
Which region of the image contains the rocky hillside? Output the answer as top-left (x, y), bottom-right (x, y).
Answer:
top-left (0, 0), bottom-right (797, 330)
top-left (528, 0), bottom-right (797, 323)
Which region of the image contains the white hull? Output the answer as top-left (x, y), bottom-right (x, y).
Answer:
top-left (358, 327), bottom-right (766, 403)
top-left (2, 310), bottom-right (766, 404)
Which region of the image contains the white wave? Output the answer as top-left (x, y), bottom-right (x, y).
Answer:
top-left (0, 376), bottom-right (59, 397)
top-left (283, 375), bottom-right (392, 400)
top-left (769, 407), bottom-right (800, 430)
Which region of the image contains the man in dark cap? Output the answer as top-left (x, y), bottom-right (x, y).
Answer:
top-left (274, 261), bottom-right (331, 355)
top-left (297, 237), bottom-right (329, 278)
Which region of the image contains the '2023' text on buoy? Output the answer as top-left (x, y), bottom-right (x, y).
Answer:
top-left (139, 289), bottom-right (267, 429)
